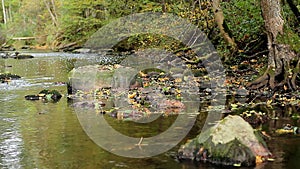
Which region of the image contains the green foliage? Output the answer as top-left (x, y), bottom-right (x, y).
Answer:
top-left (111, 0), bottom-right (216, 53)
top-left (58, 0), bottom-right (105, 43)
top-left (277, 25), bottom-right (300, 53)
top-left (0, 0), bottom-right (298, 56)
top-left (0, 28), bottom-right (6, 45)
top-left (114, 33), bottom-right (184, 52)
top-left (221, 0), bottom-right (264, 46)
top-left (214, 0), bottom-right (267, 61)
top-left (278, 2), bottom-right (300, 53)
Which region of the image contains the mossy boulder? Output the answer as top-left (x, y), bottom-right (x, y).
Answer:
top-left (178, 115), bottom-right (272, 167)
top-left (69, 65), bottom-right (115, 92)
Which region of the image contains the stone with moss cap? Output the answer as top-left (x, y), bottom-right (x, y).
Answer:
top-left (178, 115), bottom-right (272, 167)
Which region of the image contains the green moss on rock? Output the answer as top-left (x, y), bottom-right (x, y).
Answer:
top-left (178, 115), bottom-right (272, 167)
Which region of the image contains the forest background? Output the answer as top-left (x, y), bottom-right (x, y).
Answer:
top-left (0, 0), bottom-right (299, 91)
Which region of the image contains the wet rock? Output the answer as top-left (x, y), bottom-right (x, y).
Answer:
top-left (25, 89), bottom-right (62, 102)
top-left (235, 87), bottom-right (249, 97)
top-left (14, 54), bottom-right (34, 59)
top-left (0, 73), bottom-right (21, 83)
top-left (178, 115), bottom-right (272, 167)
top-left (112, 66), bottom-right (137, 89)
top-left (25, 95), bottom-right (41, 100)
top-left (72, 101), bottom-right (106, 109)
top-left (21, 46), bottom-right (32, 50)
top-left (0, 51), bottom-right (33, 59)
top-left (240, 110), bottom-right (268, 127)
top-left (0, 45), bottom-right (15, 51)
top-left (69, 65), bottom-right (115, 92)
top-left (7, 51), bottom-right (19, 58)
top-left (0, 52), bottom-right (8, 58)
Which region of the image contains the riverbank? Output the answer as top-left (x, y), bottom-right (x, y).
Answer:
top-left (0, 50), bottom-right (299, 168)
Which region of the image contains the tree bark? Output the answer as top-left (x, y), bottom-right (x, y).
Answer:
top-left (1, 0), bottom-right (6, 24)
top-left (50, 0), bottom-right (58, 20)
top-left (161, 0), bottom-right (166, 13)
top-left (8, 2), bottom-right (11, 22)
top-left (247, 0), bottom-right (298, 90)
top-left (43, 0), bottom-right (57, 26)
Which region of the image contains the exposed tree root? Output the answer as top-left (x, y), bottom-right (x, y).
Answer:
top-left (247, 44), bottom-right (298, 91)
top-left (291, 59), bottom-right (300, 89)
top-left (247, 67), bottom-right (299, 91)
top-left (246, 72), bottom-right (269, 89)
top-left (212, 0), bottom-right (237, 49)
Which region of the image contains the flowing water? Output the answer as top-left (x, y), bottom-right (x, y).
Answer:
top-left (0, 52), bottom-right (299, 169)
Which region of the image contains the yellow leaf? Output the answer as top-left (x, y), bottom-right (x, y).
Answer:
top-left (143, 82), bottom-right (149, 87)
top-left (256, 156), bottom-right (263, 164)
top-left (231, 103), bottom-right (238, 108)
top-left (175, 78), bottom-right (182, 83)
top-left (266, 99), bottom-right (272, 105)
top-left (233, 163), bottom-right (241, 167)
top-left (275, 129), bottom-right (293, 134)
top-left (139, 71), bottom-right (147, 77)
top-left (128, 92), bottom-right (136, 99)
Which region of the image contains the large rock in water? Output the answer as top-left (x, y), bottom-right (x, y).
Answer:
top-left (69, 65), bottom-right (115, 92)
top-left (178, 115), bottom-right (272, 167)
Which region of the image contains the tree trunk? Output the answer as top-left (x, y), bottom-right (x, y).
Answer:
top-left (8, 2), bottom-right (11, 22)
top-left (212, 0), bottom-right (237, 49)
top-left (247, 0), bottom-right (298, 91)
top-left (50, 0), bottom-right (58, 20)
top-left (161, 0), bottom-right (166, 13)
top-left (43, 0), bottom-right (57, 26)
top-left (1, 0), bottom-right (6, 24)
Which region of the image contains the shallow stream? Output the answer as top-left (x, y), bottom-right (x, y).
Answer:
top-left (0, 52), bottom-right (299, 169)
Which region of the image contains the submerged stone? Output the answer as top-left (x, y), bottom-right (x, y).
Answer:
top-left (14, 54), bottom-right (34, 59)
top-left (178, 115), bottom-right (272, 167)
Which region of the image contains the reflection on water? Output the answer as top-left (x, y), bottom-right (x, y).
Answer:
top-left (0, 53), bottom-right (299, 169)
top-left (0, 120), bottom-right (23, 168)
top-left (0, 93), bottom-right (23, 169)
top-left (0, 80), bottom-right (34, 91)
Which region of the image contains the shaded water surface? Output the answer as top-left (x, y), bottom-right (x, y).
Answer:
top-left (0, 52), bottom-right (299, 169)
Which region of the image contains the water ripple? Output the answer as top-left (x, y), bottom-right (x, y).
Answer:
top-left (0, 129), bottom-right (23, 169)
top-left (0, 80), bottom-right (32, 91)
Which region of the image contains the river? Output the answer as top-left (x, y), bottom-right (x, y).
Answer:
top-left (0, 52), bottom-right (299, 169)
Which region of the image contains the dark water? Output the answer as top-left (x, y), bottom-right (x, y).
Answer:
top-left (0, 52), bottom-right (299, 169)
